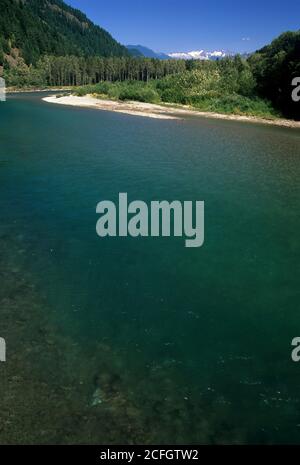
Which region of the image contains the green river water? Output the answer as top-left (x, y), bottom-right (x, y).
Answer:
top-left (0, 93), bottom-right (300, 444)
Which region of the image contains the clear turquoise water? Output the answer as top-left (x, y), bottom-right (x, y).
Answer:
top-left (1, 93), bottom-right (300, 443)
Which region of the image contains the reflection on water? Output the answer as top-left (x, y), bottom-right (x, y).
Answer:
top-left (0, 93), bottom-right (300, 443)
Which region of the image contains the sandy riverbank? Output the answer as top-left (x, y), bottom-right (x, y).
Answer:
top-left (43, 95), bottom-right (180, 120)
top-left (43, 95), bottom-right (300, 128)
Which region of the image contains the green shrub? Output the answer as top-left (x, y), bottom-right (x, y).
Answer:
top-left (72, 65), bottom-right (280, 119)
top-left (119, 85), bottom-right (160, 103)
top-left (190, 94), bottom-right (279, 118)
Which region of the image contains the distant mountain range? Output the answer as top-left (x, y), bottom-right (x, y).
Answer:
top-left (168, 50), bottom-right (232, 60)
top-left (126, 45), bottom-right (170, 60)
top-left (126, 45), bottom-right (235, 60)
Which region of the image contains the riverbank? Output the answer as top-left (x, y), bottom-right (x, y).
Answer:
top-left (7, 86), bottom-right (72, 94)
top-left (43, 95), bottom-right (180, 120)
top-left (43, 94), bottom-right (300, 128)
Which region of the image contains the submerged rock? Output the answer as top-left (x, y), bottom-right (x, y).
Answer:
top-left (94, 372), bottom-right (121, 396)
top-left (91, 387), bottom-right (103, 407)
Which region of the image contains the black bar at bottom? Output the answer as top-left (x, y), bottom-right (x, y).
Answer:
top-left (0, 444), bottom-right (297, 462)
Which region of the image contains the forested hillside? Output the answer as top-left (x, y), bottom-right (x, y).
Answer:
top-left (249, 31), bottom-right (300, 119)
top-left (0, 0), bottom-right (128, 66)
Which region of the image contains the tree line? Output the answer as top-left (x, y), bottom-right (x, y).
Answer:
top-left (4, 55), bottom-right (187, 87)
top-left (71, 56), bottom-right (278, 119)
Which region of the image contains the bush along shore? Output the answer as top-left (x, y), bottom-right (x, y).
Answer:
top-left (72, 77), bottom-right (280, 120)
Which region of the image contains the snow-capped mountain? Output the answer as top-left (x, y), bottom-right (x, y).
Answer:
top-left (168, 50), bottom-right (230, 60)
top-left (126, 44), bottom-right (235, 61)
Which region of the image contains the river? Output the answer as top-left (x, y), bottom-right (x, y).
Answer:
top-left (0, 93), bottom-right (300, 444)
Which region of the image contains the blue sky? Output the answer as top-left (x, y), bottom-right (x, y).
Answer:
top-left (66, 0), bottom-right (300, 53)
